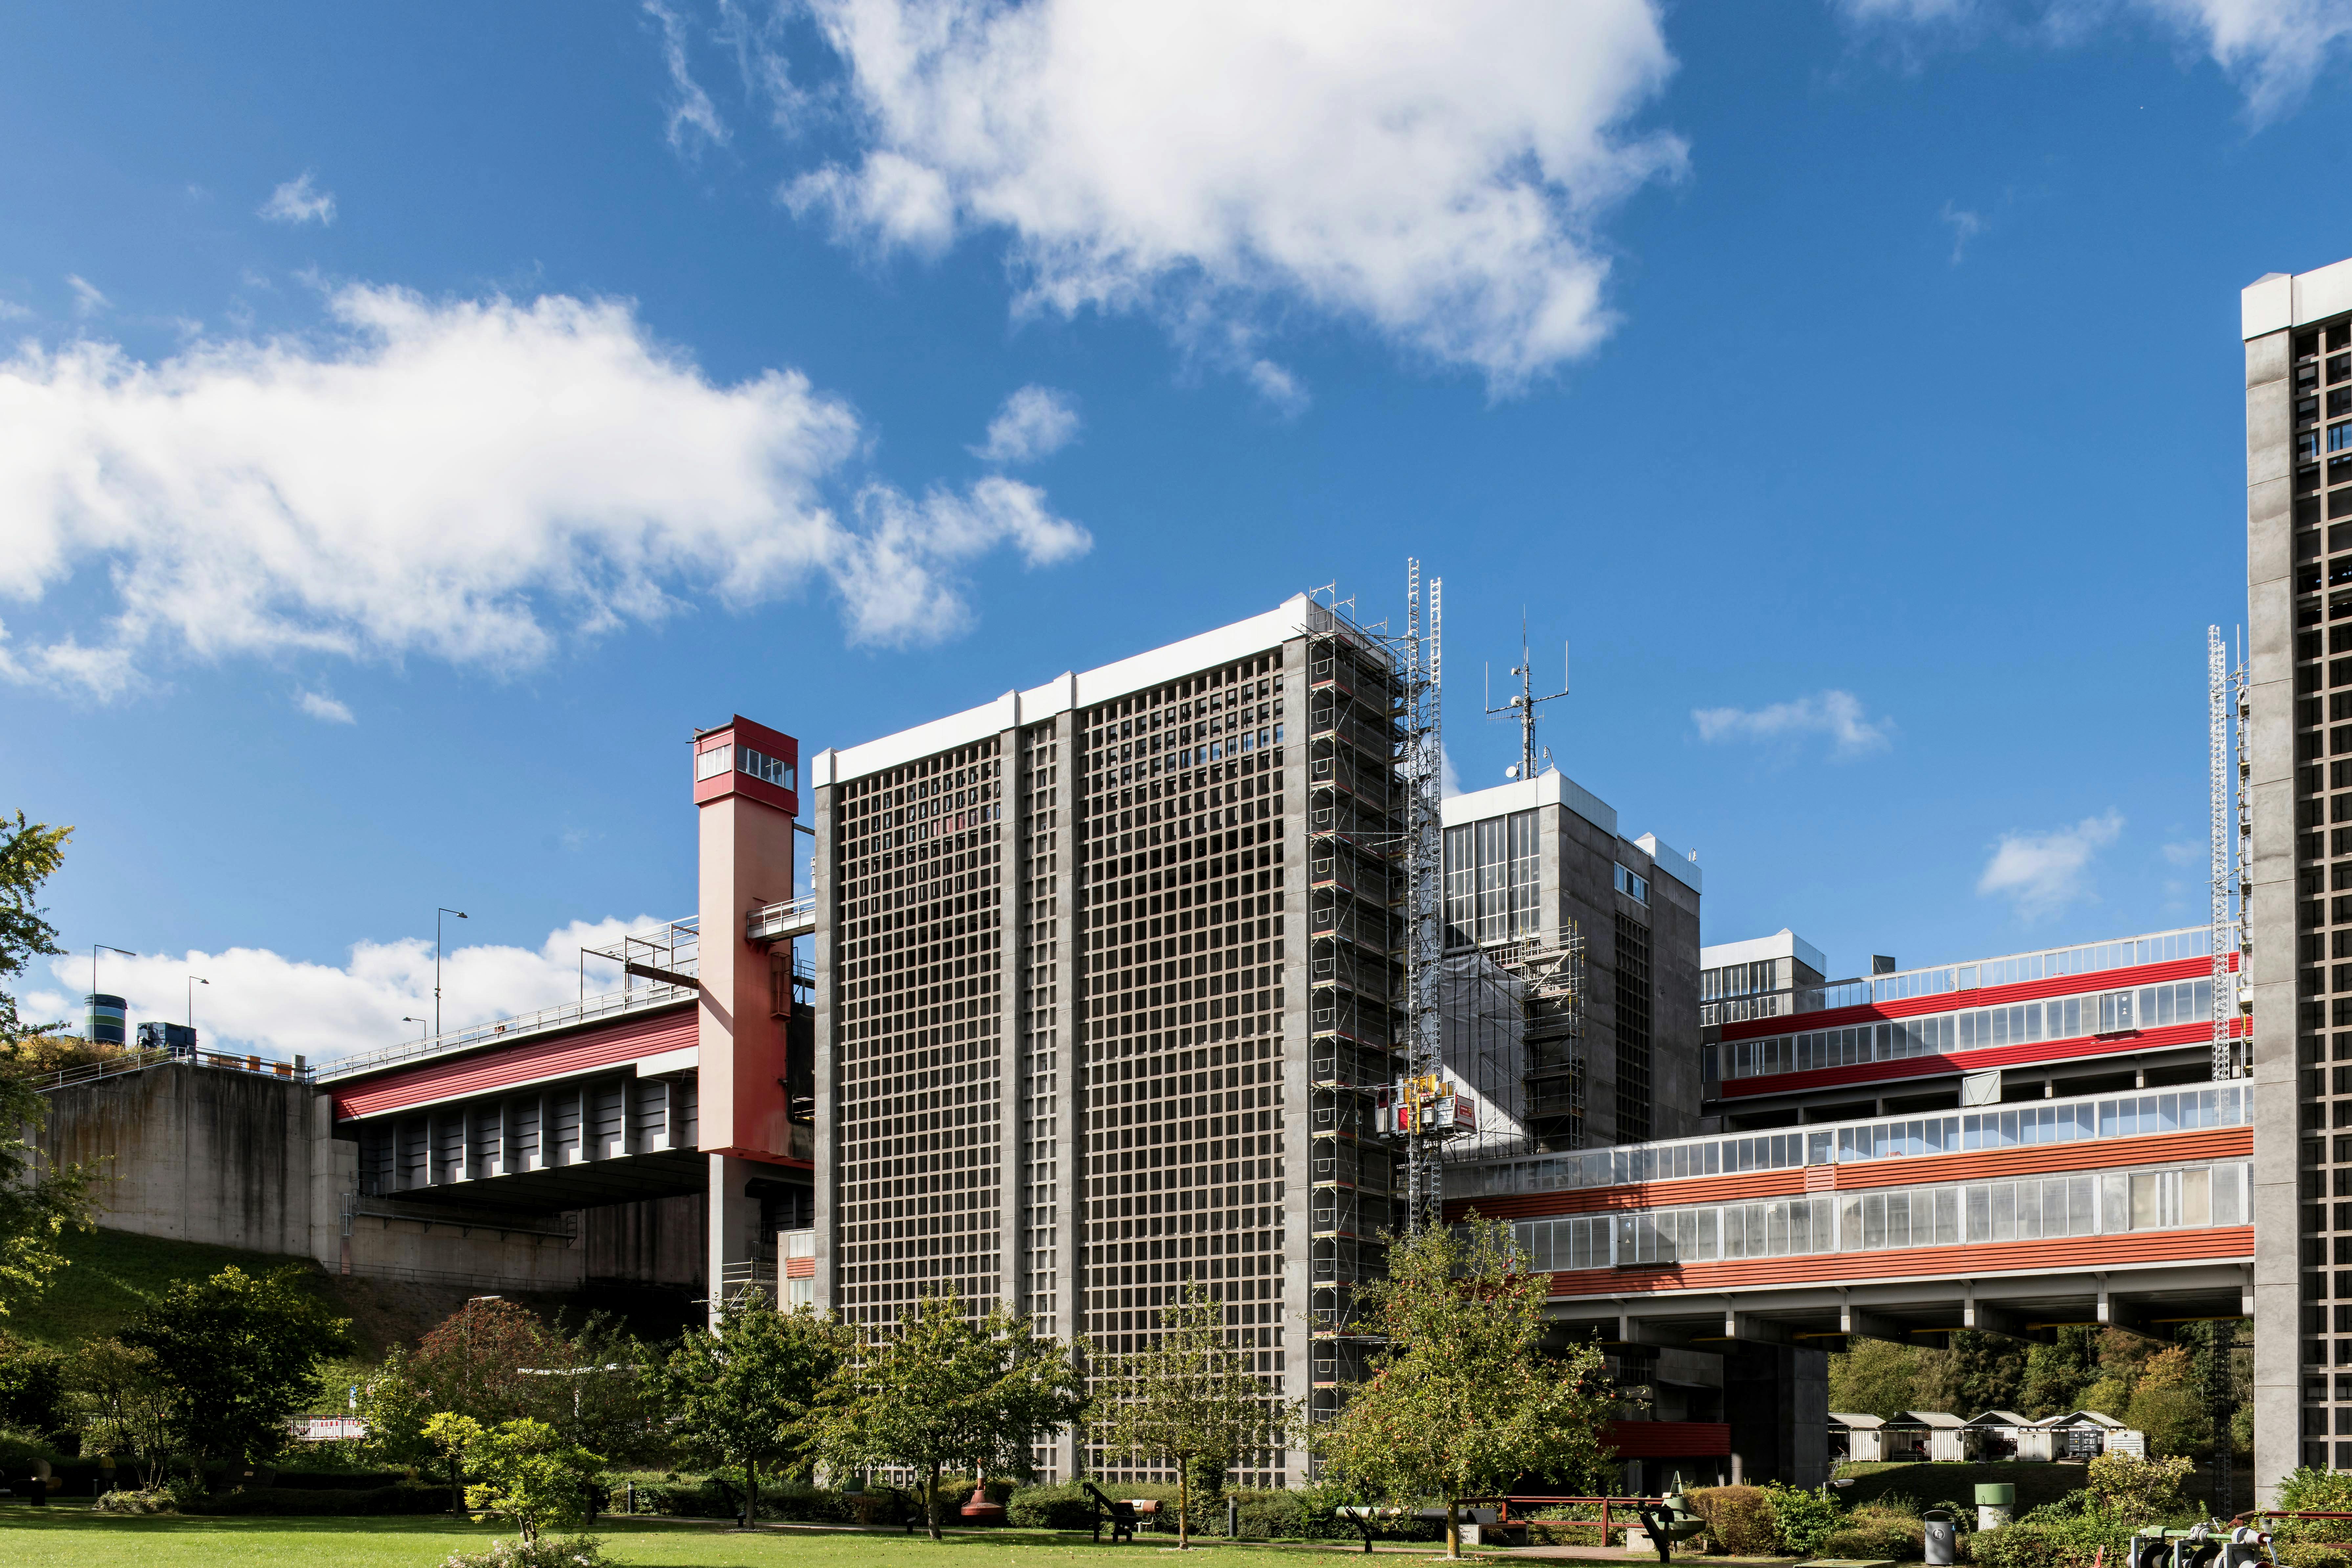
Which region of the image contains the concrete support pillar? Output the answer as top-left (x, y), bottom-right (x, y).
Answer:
top-left (1725, 1342), bottom-right (1829, 1488)
top-left (707, 1152), bottom-right (763, 1326)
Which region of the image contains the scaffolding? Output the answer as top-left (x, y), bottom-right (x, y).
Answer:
top-left (1400, 561), bottom-right (1445, 1232)
top-left (1303, 582), bottom-right (1406, 1433)
top-left (2210, 625), bottom-right (2249, 1082)
top-left (1443, 927), bottom-right (1589, 1157)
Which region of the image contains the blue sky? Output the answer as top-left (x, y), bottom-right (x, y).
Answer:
top-left (0, 0), bottom-right (2339, 1056)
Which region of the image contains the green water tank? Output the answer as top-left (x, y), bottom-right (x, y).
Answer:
top-left (1974, 1484), bottom-right (2016, 1507)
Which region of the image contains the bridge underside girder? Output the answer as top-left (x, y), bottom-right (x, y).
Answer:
top-left (347, 1069), bottom-right (707, 1217)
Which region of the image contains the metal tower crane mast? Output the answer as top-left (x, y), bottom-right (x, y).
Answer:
top-left (2208, 624), bottom-right (2235, 1083)
top-left (1402, 561), bottom-right (1445, 1232)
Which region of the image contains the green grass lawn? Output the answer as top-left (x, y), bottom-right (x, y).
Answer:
top-left (0, 1513), bottom-right (1414, 1568)
top-left (1832, 1460), bottom-right (2088, 1514)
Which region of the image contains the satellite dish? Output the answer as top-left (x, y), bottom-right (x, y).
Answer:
top-left (1504, 765), bottom-right (1519, 780)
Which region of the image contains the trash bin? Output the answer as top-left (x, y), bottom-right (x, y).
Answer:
top-left (1975, 1483), bottom-right (2015, 1533)
top-left (1924, 1507), bottom-right (1958, 1565)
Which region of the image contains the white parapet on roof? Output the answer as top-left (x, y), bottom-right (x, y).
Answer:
top-left (1701, 927), bottom-right (1829, 977)
top-left (810, 593), bottom-right (1317, 787)
top-left (1441, 766), bottom-right (1617, 838)
top-left (2243, 259), bottom-right (2352, 339)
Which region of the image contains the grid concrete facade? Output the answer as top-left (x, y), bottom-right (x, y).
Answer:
top-left (2245, 262), bottom-right (2352, 1495)
top-left (810, 596), bottom-right (1338, 1486)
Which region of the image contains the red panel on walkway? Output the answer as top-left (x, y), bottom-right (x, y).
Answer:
top-left (1447, 1126), bottom-right (2254, 1223)
top-left (331, 1005), bottom-right (697, 1121)
top-left (1720, 952), bottom-right (2238, 1043)
top-left (1608, 1421), bottom-right (1731, 1459)
top-left (1719, 1015), bottom-right (2248, 1099)
top-left (1543, 1224), bottom-right (2251, 1301)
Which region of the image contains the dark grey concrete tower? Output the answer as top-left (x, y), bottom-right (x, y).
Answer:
top-left (2244, 261), bottom-right (2352, 1498)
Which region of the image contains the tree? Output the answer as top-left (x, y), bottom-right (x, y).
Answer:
top-left (2125, 1345), bottom-right (2210, 1459)
top-left (353, 1343), bottom-right (439, 1477)
top-left (409, 1297), bottom-right (567, 1425)
top-left (1828, 1340), bottom-right (1922, 1420)
top-left (424, 1413), bottom-right (604, 1543)
top-left (1094, 1280), bottom-right (1292, 1549)
top-left (818, 1288), bottom-right (1087, 1541)
top-left (1320, 1216), bottom-right (1615, 1562)
top-left (0, 811), bottom-right (97, 1319)
top-left (1916, 1330), bottom-right (2027, 1417)
top-left (544, 1312), bottom-right (662, 1463)
top-left (2019, 1328), bottom-right (2100, 1419)
top-left (120, 1265), bottom-right (355, 1466)
top-left (68, 1337), bottom-right (176, 1486)
top-left (648, 1299), bottom-right (849, 1525)
top-left (0, 1331), bottom-right (66, 1437)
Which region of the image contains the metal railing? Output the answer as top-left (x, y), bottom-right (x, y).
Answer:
top-left (23, 1045), bottom-right (312, 1094)
top-left (1450, 1081), bottom-right (2252, 1199)
top-left (748, 895), bottom-right (818, 942)
top-left (1701, 923), bottom-right (2230, 1026)
top-left (315, 980), bottom-right (696, 1081)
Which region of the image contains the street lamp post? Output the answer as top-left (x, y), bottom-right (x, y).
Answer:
top-left (403, 1016), bottom-right (428, 1042)
top-left (435, 908), bottom-right (468, 1040)
top-left (91, 943), bottom-right (137, 996)
top-left (187, 975), bottom-right (208, 1029)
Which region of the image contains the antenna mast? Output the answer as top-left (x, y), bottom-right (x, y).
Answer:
top-left (1402, 560), bottom-right (1445, 1231)
top-left (1486, 613), bottom-right (1568, 780)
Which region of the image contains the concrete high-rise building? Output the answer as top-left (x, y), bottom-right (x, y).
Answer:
top-left (802, 592), bottom-right (1702, 1486)
top-left (2244, 261), bottom-right (2352, 1489)
top-left (807, 595), bottom-right (1341, 1486)
top-left (1436, 772), bottom-right (1703, 1155)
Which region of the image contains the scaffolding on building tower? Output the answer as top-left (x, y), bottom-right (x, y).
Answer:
top-left (1302, 582), bottom-right (1407, 1433)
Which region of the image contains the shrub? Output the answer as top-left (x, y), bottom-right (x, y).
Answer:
top-left (1972, 1510), bottom-right (2138, 1568)
top-left (1820, 1519), bottom-right (1923, 1559)
top-left (92, 1488), bottom-right (172, 1514)
top-left (2084, 1452), bottom-right (2194, 1523)
top-left (1764, 1482), bottom-right (1848, 1557)
top-left (190, 1482), bottom-right (451, 1516)
top-left (1233, 1489), bottom-right (1307, 1539)
top-left (0, 1424), bottom-right (63, 1472)
top-left (2274, 1547), bottom-right (2352, 1568)
top-left (1684, 1485), bottom-right (1775, 1555)
top-left (1006, 1482), bottom-right (1095, 1531)
top-left (439, 1537), bottom-right (618, 1568)
top-left (2280, 1468), bottom-right (2352, 1514)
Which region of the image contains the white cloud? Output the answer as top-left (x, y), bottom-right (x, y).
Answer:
top-left (972, 384), bottom-right (1079, 464)
top-left (2161, 838), bottom-right (2206, 866)
top-left (1832, 0), bottom-right (2352, 121)
top-left (259, 173), bottom-right (337, 227)
top-left (295, 688), bottom-right (354, 724)
top-left (0, 282), bottom-right (1089, 697)
top-left (785, 0), bottom-right (1685, 392)
top-left (66, 276), bottom-right (107, 316)
top-left (1940, 200), bottom-right (1984, 263)
top-left (1691, 689), bottom-right (1892, 758)
top-left (1977, 809), bottom-right (2124, 918)
top-left (34, 917), bottom-right (669, 1063)
top-left (832, 474), bottom-right (1089, 643)
top-left (646, 0), bottom-right (730, 153)
top-left (0, 300), bottom-right (31, 322)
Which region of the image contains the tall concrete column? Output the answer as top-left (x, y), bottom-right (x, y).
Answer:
top-left (2244, 312), bottom-right (2299, 1502)
top-left (707, 1152), bottom-right (764, 1318)
top-left (693, 715), bottom-right (807, 1324)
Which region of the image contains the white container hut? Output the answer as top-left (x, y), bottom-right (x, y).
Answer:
top-left (1828, 1412), bottom-right (1886, 1463)
top-left (1961, 1410), bottom-right (2038, 1460)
